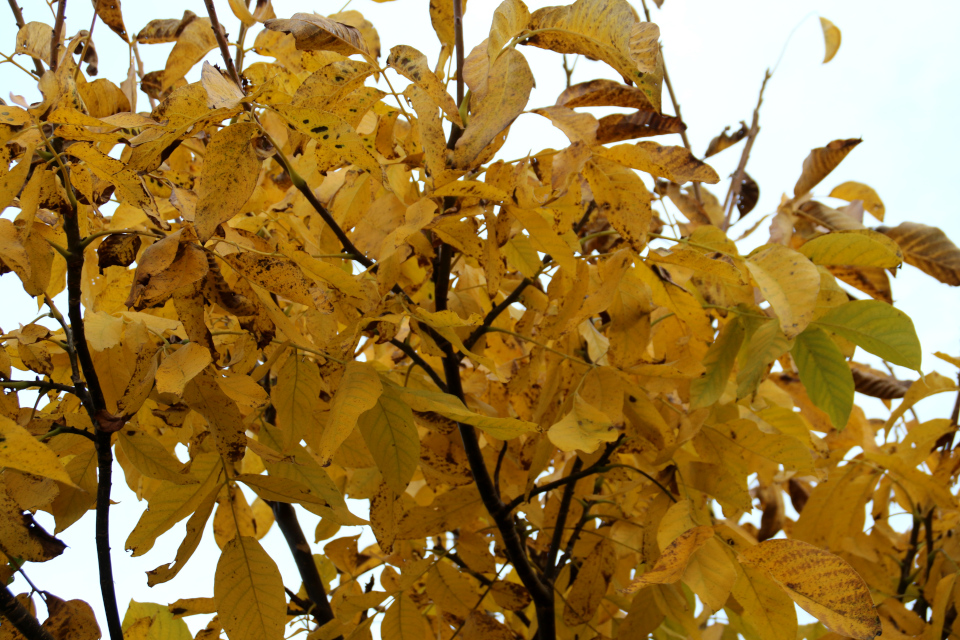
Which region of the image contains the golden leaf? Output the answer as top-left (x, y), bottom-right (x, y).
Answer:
top-left (215, 536), bottom-right (285, 640)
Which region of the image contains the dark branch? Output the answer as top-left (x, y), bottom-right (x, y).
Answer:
top-left (6, 0), bottom-right (45, 75)
top-left (202, 0), bottom-right (243, 89)
top-left (501, 436), bottom-right (624, 516)
top-left (543, 457), bottom-right (582, 582)
top-left (271, 502), bottom-right (337, 628)
top-left (0, 380), bottom-right (78, 395)
top-left (389, 339), bottom-right (447, 392)
top-left (0, 585), bottom-right (55, 640)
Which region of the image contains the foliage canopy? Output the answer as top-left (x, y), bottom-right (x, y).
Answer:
top-left (0, 2), bottom-right (959, 640)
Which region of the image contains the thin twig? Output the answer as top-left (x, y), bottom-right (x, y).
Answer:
top-left (501, 436), bottom-right (624, 515)
top-left (202, 0), bottom-right (242, 89)
top-left (0, 379), bottom-right (77, 394)
top-left (389, 338), bottom-right (447, 392)
top-left (49, 0), bottom-right (66, 70)
top-left (72, 0), bottom-right (98, 82)
top-left (7, 0), bottom-right (46, 75)
top-left (721, 69), bottom-right (771, 231)
top-left (640, 0), bottom-right (701, 205)
top-left (234, 0), bottom-right (251, 74)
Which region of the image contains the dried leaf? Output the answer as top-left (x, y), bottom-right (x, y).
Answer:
top-left (879, 221), bottom-right (960, 286)
top-left (794, 139), bottom-right (861, 198)
top-left (263, 13), bottom-right (372, 60)
top-left (820, 17), bottom-right (841, 63)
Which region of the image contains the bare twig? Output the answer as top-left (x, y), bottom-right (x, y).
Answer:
top-left (202, 0), bottom-right (242, 89)
top-left (7, 0), bottom-right (46, 75)
top-left (0, 379), bottom-right (77, 395)
top-left (722, 69), bottom-right (771, 231)
top-left (389, 339), bottom-right (448, 392)
top-left (234, 0), bottom-right (251, 73)
top-left (0, 585), bottom-right (56, 640)
top-left (49, 0), bottom-right (66, 70)
top-left (72, 0), bottom-right (98, 82)
top-left (641, 0), bottom-right (701, 205)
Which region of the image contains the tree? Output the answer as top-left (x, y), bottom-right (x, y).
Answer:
top-left (0, 0), bottom-right (958, 639)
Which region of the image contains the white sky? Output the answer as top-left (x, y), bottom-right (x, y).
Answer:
top-left (2, 0), bottom-right (960, 635)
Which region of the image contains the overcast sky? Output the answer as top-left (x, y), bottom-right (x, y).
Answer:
top-left (2, 0), bottom-right (959, 633)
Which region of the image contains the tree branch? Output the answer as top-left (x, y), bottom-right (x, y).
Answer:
top-left (54, 137), bottom-right (123, 640)
top-left (543, 457), bottom-right (582, 582)
top-left (202, 0), bottom-right (242, 89)
top-left (270, 502), bottom-right (338, 630)
top-left (6, 0), bottom-right (46, 75)
top-left (501, 436), bottom-right (624, 516)
top-left (389, 339), bottom-right (447, 392)
top-left (0, 379), bottom-right (77, 395)
top-left (49, 0), bottom-right (65, 71)
top-left (0, 585), bottom-right (55, 640)
top-left (721, 69), bottom-right (770, 231)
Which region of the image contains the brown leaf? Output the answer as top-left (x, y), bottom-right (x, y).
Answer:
top-left (136, 11), bottom-right (197, 44)
top-left (878, 221), bottom-right (960, 286)
top-left (850, 362), bottom-right (912, 399)
top-left (596, 110), bottom-right (685, 143)
top-left (704, 122), bottom-right (748, 158)
top-left (97, 233), bottom-right (141, 273)
top-left (556, 78), bottom-right (656, 111)
top-left (490, 581), bottom-right (531, 611)
top-left (263, 13), bottom-right (372, 59)
top-left (736, 172), bottom-right (759, 218)
top-left (41, 595), bottom-right (101, 640)
top-left (798, 201), bottom-right (865, 231)
top-left (794, 138), bottom-right (861, 198)
top-left (93, 0), bottom-right (128, 41)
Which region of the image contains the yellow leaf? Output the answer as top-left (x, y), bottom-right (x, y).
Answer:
top-left (0, 414), bottom-right (76, 487)
top-left (228, 0), bottom-right (258, 27)
top-left (0, 489), bottom-right (65, 561)
top-left (215, 536), bottom-right (286, 640)
top-left (883, 372), bottom-right (958, 430)
top-left (318, 361), bottom-right (383, 464)
top-left (794, 138), bottom-right (861, 198)
top-left (272, 356), bottom-right (323, 451)
top-left (122, 601), bottom-right (192, 640)
top-left (682, 537), bottom-right (737, 612)
top-left (622, 526), bottom-right (714, 593)
top-left (829, 181), bottom-right (884, 221)
top-left (386, 45), bottom-right (462, 126)
top-left (118, 429), bottom-right (196, 485)
top-left (425, 560), bottom-right (480, 619)
top-left (522, 0), bottom-right (662, 111)
top-left (453, 48), bottom-right (533, 170)
top-left (41, 595), bottom-right (101, 640)
top-left (548, 393), bottom-right (619, 453)
top-left (595, 141), bottom-right (719, 184)
top-left (358, 384), bottom-right (420, 494)
top-left (162, 18), bottom-right (218, 91)
top-left (563, 540), bottom-right (616, 624)
top-left (183, 370), bottom-right (248, 462)
top-left (0, 147), bottom-right (33, 212)
top-left (430, 0), bottom-right (469, 49)
top-left (382, 593), bottom-right (426, 640)
top-left (146, 485), bottom-right (219, 586)
top-left (201, 61), bottom-right (244, 110)
top-left (488, 0), bottom-right (531, 61)
top-left (820, 17), bottom-right (841, 64)
top-left (125, 453), bottom-right (222, 556)
top-left (733, 564), bottom-right (798, 640)
top-left (275, 103), bottom-right (382, 180)
top-left (194, 122), bottom-right (261, 242)
top-left (155, 342), bottom-right (212, 396)
top-left (582, 157), bottom-right (653, 253)
top-left (532, 106), bottom-right (598, 145)
top-left (799, 229), bottom-right (902, 269)
top-left (738, 539), bottom-right (881, 640)
top-left (746, 244), bottom-right (821, 337)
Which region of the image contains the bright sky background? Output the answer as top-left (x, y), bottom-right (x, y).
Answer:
top-left (2, 0), bottom-right (960, 635)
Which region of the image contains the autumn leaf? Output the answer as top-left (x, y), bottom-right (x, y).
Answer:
top-left (215, 536), bottom-right (286, 640)
top-left (820, 17), bottom-right (842, 63)
top-left (739, 539), bottom-right (881, 640)
top-left (791, 326), bottom-right (854, 429)
top-left (879, 221), bottom-right (960, 286)
top-left (794, 138), bottom-right (861, 198)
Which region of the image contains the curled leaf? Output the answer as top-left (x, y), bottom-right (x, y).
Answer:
top-left (878, 221), bottom-right (960, 286)
top-left (794, 138), bottom-right (861, 198)
top-left (263, 13), bottom-right (372, 60)
top-left (819, 17), bottom-right (841, 64)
